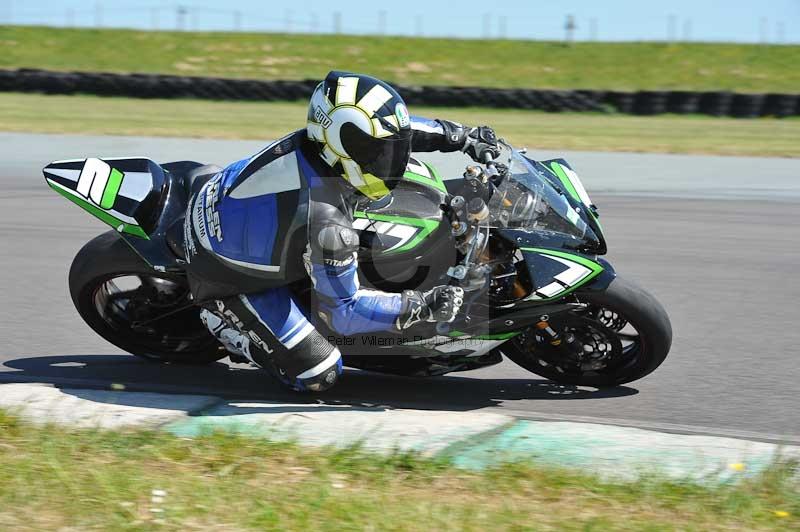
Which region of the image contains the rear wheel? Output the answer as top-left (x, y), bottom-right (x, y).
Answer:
top-left (502, 276), bottom-right (672, 387)
top-left (69, 231), bottom-right (225, 364)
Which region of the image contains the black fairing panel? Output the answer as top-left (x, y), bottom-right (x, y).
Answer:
top-left (578, 258), bottom-right (617, 293)
top-left (355, 179), bottom-right (456, 292)
top-left (524, 252), bottom-right (570, 288)
top-left (497, 228), bottom-right (616, 299)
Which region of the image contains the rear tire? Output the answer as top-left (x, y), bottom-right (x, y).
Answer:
top-left (69, 231), bottom-right (225, 364)
top-left (502, 276), bottom-right (672, 387)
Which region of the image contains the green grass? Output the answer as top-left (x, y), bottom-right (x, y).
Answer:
top-left (2, 26), bottom-right (799, 92)
top-left (0, 410), bottom-right (796, 530)
top-left (2, 92), bottom-right (798, 157)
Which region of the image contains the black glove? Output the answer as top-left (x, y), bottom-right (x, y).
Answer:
top-left (462, 126), bottom-right (500, 163)
top-left (397, 286), bottom-right (465, 330)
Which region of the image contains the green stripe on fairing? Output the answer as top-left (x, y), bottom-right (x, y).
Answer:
top-left (99, 168), bottom-right (124, 209)
top-left (353, 211), bottom-right (439, 254)
top-left (518, 247), bottom-right (604, 299)
top-left (400, 172), bottom-right (431, 190)
top-left (520, 247), bottom-right (602, 271)
top-left (546, 162), bottom-right (604, 235)
top-left (402, 162), bottom-right (447, 193)
top-left (424, 162), bottom-right (447, 193)
top-left (448, 330), bottom-right (520, 340)
top-left (539, 162), bottom-right (558, 177)
top-left (48, 181), bottom-right (149, 239)
top-left (549, 162), bottom-right (580, 203)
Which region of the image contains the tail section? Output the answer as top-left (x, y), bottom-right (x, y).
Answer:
top-left (43, 157), bottom-right (167, 239)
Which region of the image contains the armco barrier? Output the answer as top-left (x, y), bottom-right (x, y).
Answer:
top-left (0, 68), bottom-right (797, 117)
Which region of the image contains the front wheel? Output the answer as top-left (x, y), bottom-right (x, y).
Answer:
top-left (69, 231), bottom-right (225, 364)
top-left (501, 276), bottom-right (672, 387)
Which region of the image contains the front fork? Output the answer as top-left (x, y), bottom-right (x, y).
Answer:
top-left (533, 314), bottom-right (584, 363)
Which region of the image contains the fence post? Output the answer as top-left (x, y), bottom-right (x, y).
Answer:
top-left (565, 15), bottom-right (576, 44)
top-left (333, 11), bottom-right (341, 34)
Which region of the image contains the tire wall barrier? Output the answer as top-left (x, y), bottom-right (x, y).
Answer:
top-left (1, 68), bottom-right (797, 117)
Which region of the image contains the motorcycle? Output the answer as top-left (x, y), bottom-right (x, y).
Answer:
top-left (44, 138), bottom-right (672, 387)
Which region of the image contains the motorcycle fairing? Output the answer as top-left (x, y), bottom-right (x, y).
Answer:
top-left (343, 348), bottom-right (504, 376)
top-left (354, 162), bottom-right (456, 291)
top-left (527, 157), bottom-right (607, 254)
top-left (495, 227), bottom-right (612, 303)
top-left (43, 157), bottom-right (166, 239)
top-left (353, 157), bottom-right (448, 256)
top-left (541, 159), bottom-right (593, 208)
top-left (401, 158), bottom-right (447, 194)
top-left (334, 327), bottom-right (509, 374)
top-left (352, 211), bottom-right (440, 254)
top-left (518, 247), bottom-right (604, 301)
top-left (448, 330), bottom-right (521, 340)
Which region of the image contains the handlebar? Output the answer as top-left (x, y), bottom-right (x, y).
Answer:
top-left (437, 152), bottom-right (502, 333)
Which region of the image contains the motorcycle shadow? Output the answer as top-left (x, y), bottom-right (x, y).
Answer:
top-left (0, 354), bottom-right (638, 415)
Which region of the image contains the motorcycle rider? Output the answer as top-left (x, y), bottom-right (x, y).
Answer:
top-left (186, 71), bottom-right (499, 392)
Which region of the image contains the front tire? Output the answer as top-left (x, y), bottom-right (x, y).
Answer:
top-left (502, 276), bottom-right (672, 387)
top-left (69, 231), bottom-right (225, 364)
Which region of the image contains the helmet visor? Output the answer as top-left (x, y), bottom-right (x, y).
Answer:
top-left (341, 124), bottom-right (412, 180)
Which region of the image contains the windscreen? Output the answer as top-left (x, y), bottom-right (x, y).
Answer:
top-left (487, 148), bottom-right (599, 247)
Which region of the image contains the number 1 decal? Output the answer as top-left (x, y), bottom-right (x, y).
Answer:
top-left (76, 158), bottom-right (125, 210)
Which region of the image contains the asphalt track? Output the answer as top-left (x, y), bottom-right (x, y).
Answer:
top-left (1, 132), bottom-right (799, 443)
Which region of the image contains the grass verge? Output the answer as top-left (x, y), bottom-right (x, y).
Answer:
top-left (2, 26), bottom-right (799, 92)
top-left (2, 93), bottom-right (799, 157)
top-left (0, 410), bottom-right (797, 530)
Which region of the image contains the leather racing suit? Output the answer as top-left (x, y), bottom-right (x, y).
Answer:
top-left (184, 116), bottom-right (481, 391)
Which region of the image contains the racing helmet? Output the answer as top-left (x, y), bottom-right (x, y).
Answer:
top-left (306, 71), bottom-right (412, 199)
